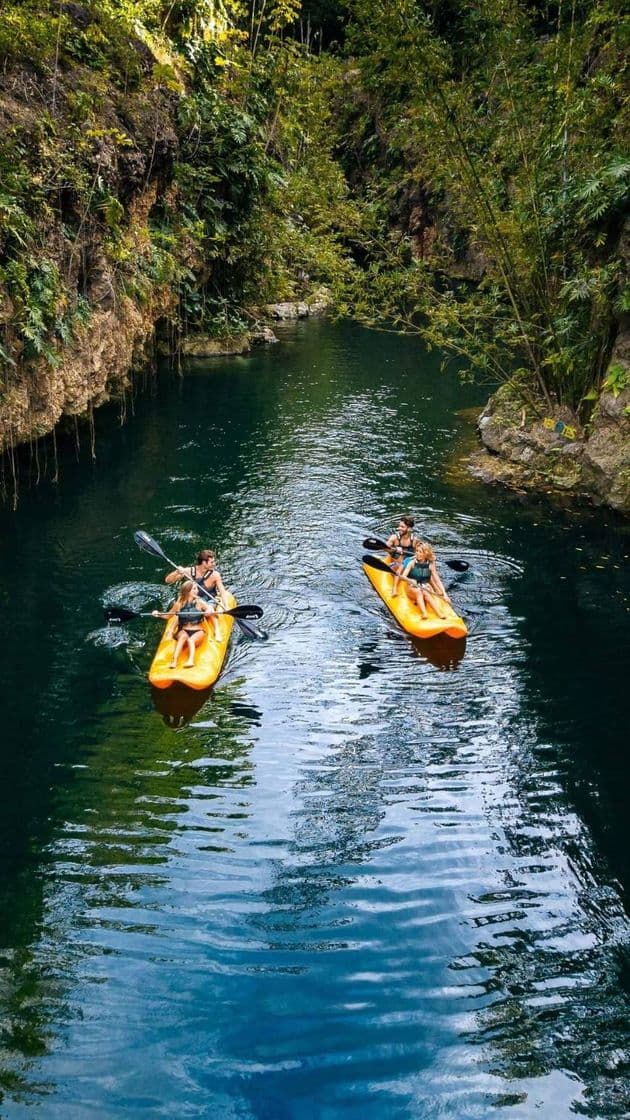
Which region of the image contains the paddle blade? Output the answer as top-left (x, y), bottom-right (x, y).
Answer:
top-left (226, 604), bottom-right (264, 620)
top-left (133, 530), bottom-right (168, 563)
top-left (445, 559), bottom-right (469, 572)
top-left (236, 617), bottom-right (268, 640)
top-left (104, 605), bottom-right (140, 623)
top-left (362, 537), bottom-right (391, 552)
top-left (362, 553), bottom-right (394, 574)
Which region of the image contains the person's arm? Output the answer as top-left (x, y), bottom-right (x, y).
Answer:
top-left (152, 600), bottom-right (179, 619)
top-left (429, 562), bottom-right (450, 600)
top-left (401, 558), bottom-right (414, 581)
top-left (165, 565), bottom-right (190, 586)
top-left (212, 573), bottom-right (229, 610)
top-left (386, 533), bottom-right (401, 555)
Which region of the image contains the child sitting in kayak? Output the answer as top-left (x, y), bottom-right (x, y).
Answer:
top-left (401, 542), bottom-right (451, 620)
top-left (152, 580), bottom-right (221, 669)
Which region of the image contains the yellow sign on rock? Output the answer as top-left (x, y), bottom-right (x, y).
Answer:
top-left (543, 418), bottom-right (576, 440)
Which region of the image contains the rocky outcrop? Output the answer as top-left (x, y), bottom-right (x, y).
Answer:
top-left (264, 288), bottom-right (331, 320)
top-left (178, 322), bottom-right (279, 356)
top-left (469, 217), bottom-right (630, 514)
top-left (469, 381), bottom-right (630, 514)
top-left (180, 334), bottom-right (252, 357)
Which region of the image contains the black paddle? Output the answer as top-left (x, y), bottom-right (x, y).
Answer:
top-left (362, 537), bottom-right (470, 573)
top-left (105, 604), bottom-right (264, 624)
top-left (133, 530), bottom-right (268, 640)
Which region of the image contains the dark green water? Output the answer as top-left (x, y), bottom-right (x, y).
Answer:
top-left (0, 320), bottom-right (628, 1118)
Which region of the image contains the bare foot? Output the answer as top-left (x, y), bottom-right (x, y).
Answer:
top-left (184, 661), bottom-right (195, 668)
top-left (168, 662), bottom-right (177, 669)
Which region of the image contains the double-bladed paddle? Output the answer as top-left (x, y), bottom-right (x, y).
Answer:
top-left (104, 604), bottom-right (264, 624)
top-left (362, 537), bottom-right (470, 573)
top-left (133, 529), bottom-right (268, 640)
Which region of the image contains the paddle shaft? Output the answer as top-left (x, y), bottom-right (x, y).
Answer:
top-left (105, 604), bottom-right (261, 623)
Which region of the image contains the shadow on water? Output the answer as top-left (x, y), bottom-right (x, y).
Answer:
top-left (151, 682), bottom-right (265, 730)
top-left (410, 634), bottom-right (467, 669)
top-left (357, 633), bottom-right (466, 676)
top-left (151, 683), bottom-right (213, 727)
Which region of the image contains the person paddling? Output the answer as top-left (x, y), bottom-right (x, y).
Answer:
top-left (388, 516), bottom-right (419, 597)
top-left (152, 580), bottom-right (220, 668)
top-left (165, 548), bottom-right (229, 610)
top-left (402, 542), bottom-right (451, 620)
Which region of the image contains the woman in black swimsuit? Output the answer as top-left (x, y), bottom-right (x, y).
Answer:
top-left (152, 580), bottom-right (220, 669)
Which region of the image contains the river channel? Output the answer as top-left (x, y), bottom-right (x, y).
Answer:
top-left (0, 320), bottom-right (628, 1117)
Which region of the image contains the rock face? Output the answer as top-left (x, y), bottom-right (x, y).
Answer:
top-left (0, 179), bottom-right (177, 453)
top-left (469, 382), bottom-right (630, 514)
top-left (180, 334), bottom-right (252, 357)
top-left (0, 289), bottom-right (173, 450)
top-left (0, 21), bottom-right (181, 459)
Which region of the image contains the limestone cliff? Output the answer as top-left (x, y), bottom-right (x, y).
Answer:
top-left (0, 5), bottom-right (184, 457)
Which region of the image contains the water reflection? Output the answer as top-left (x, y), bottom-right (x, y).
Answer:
top-left (151, 683), bottom-right (213, 727)
top-left (0, 675), bottom-right (257, 1108)
top-left (410, 634), bottom-right (467, 669)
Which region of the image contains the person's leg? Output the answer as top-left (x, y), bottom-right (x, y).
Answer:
top-left (184, 631), bottom-right (204, 667)
top-left (391, 561), bottom-right (403, 597)
top-left (431, 576), bottom-right (451, 604)
top-left (419, 587), bottom-right (431, 618)
top-left (170, 631), bottom-right (186, 668)
top-left (411, 585), bottom-right (428, 618)
top-left (425, 589), bottom-right (448, 619)
top-left (208, 611), bottom-right (220, 640)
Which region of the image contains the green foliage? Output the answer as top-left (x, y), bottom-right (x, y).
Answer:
top-left (0, 258), bottom-right (90, 367)
top-left (335, 0), bottom-right (629, 411)
top-left (602, 362), bottom-right (629, 398)
top-left (2, 0), bottom-right (623, 427)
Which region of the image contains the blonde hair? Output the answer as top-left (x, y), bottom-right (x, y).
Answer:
top-left (176, 579), bottom-right (196, 604)
top-left (414, 541), bottom-right (435, 564)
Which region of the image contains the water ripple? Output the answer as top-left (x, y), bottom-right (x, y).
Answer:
top-left (0, 322), bottom-right (628, 1118)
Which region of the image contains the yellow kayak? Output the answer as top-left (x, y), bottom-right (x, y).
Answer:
top-left (148, 591), bottom-right (237, 690)
top-left (363, 558), bottom-right (468, 640)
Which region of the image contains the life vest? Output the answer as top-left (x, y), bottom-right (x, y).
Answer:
top-left (177, 600), bottom-right (206, 627)
top-left (406, 559), bottom-right (431, 584)
top-left (190, 564), bottom-right (218, 601)
top-left (392, 530), bottom-right (418, 556)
